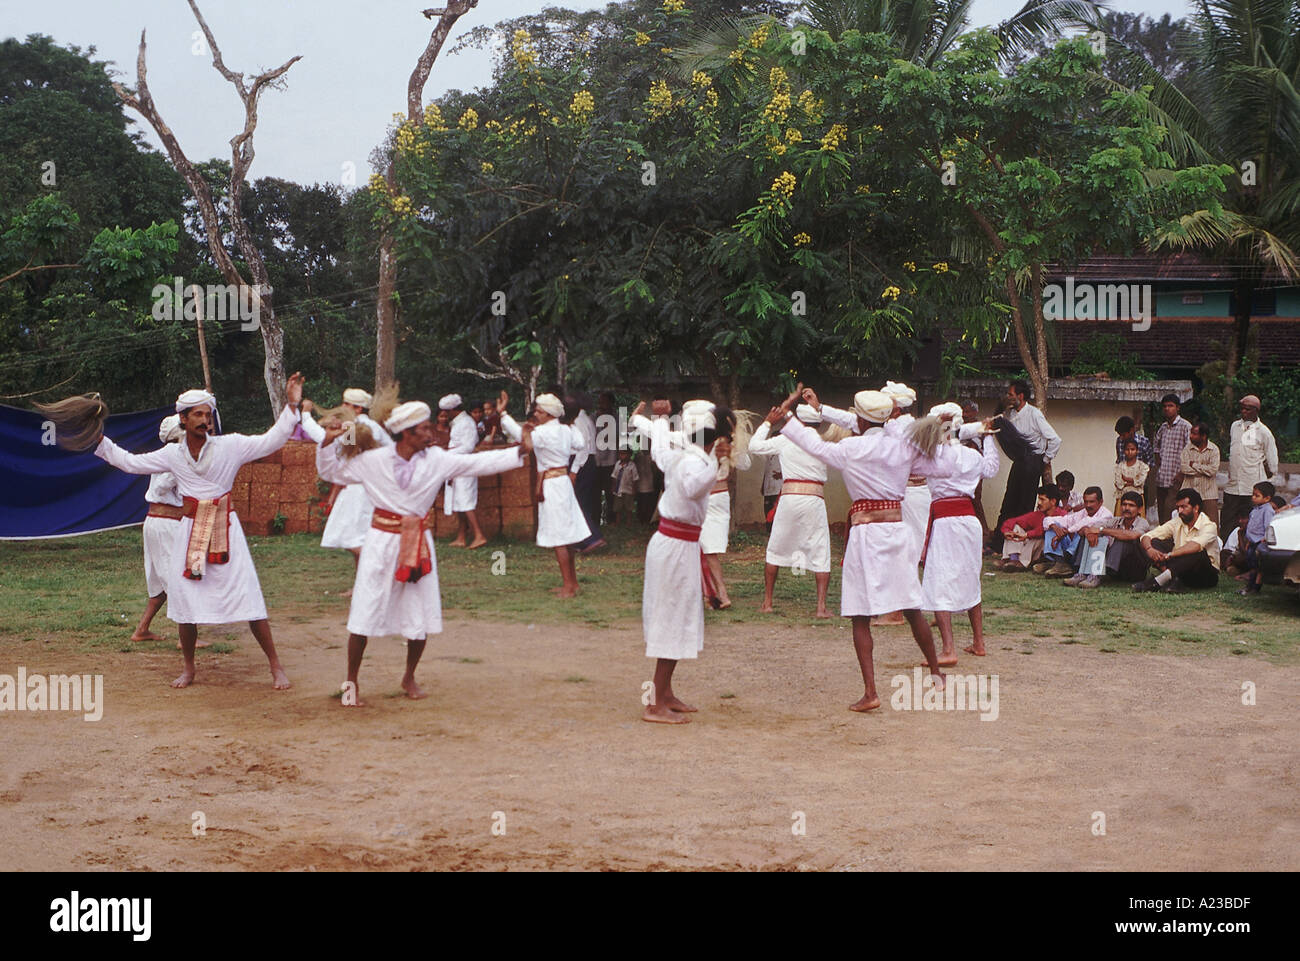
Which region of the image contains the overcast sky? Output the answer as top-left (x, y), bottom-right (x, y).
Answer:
top-left (6, 0), bottom-right (1193, 187)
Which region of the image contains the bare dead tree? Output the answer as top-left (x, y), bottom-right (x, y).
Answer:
top-left (374, 0), bottom-right (480, 390)
top-left (113, 0), bottom-right (301, 417)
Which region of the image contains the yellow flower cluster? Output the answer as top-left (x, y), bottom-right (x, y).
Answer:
top-left (728, 48), bottom-right (745, 63)
top-left (785, 128), bottom-right (802, 143)
top-left (704, 88), bottom-right (719, 110)
top-left (762, 67), bottom-right (791, 124)
top-left (771, 170), bottom-right (796, 198)
top-left (749, 23), bottom-right (771, 48)
top-left (648, 79), bottom-right (673, 118)
top-left (691, 70), bottom-right (712, 88)
top-left (820, 123), bottom-right (847, 152)
top-left (485, 119), bottom-right (502, 132)
top-left (391, 194), bottom-right (415, 218)
top-left (855, 184), bottom-right (871, 194)
top-left (903, 261), bottom-right (916, 271)
top-left (511, 29), bottom-right (536, 70)
top-left (797, 89), bottom-right (824, 122)
top-left (882, 285), bottom-right (901, 300)
top-left (765, 135), bottom-right (787, 157)
top-left (395, 122), bottom-right (417, 153)
top-left (481, 161), bottom-right (494, 173)
top-left (933, 262), bottom-right (949, 273)
top-left (634, 31), bottom-right (651, 47)
top-left (662, 0), bottom-right (686, 11)
top-left (872, 124), bottom-right (884, 132)
top-left (794, 232), bottom-right (811, 246)
top-left (424, 104), bottom-right (446, 130)
top-left (458, 108), bottom-right (479, 130)
top-left (368, 173), bottom-right (388, 195)
top-left (570, 89), bottom-right (595, 123)
top-left (661, 47), bottom-right (674, 54)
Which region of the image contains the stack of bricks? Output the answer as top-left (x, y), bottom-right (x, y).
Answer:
top-left (230, 439), bottom-right (538, 539)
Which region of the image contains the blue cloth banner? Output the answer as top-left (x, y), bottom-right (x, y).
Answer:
top-left (0, 403), bottom-right (174, 539)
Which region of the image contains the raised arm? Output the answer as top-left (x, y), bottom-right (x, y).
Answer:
top-left (442, 445), bottom-right (526, 480)
top-left (497, 412), bottom-right (524, 444)
top-left (779, 417), bottom-right (852, 471)
top-left (746, 421), bottom-right (781, 456)
top-left (315, 437), bottom-right (363, 487)
top-left (1038, 408), bottom-right (1062, 461)
top-left (818, 404), bottom-right (860, 434)
top-left (94, 436), bottom-right (175, 475)
top-left (227, 403), bottom-right (300, 465)
top-left (630, 412), bottom-right (685, 474)
top-left (299, 409), bottom-right (326, 444)
top-left (978, 434), bottom-right (1000, 478)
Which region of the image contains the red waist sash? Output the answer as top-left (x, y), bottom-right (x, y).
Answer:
top-left (655, 517), bottom-right (720, 610)
top-left (923, 495), bottom-right (977, 560)
top-left (371, 508), bottom-right (432, 583)
top-left (180, 493), bottom-right (232, 580)
top-left (147, 503), bottom-right (185, 520)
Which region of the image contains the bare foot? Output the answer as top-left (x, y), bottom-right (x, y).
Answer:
top-left (717, 599), bottom-right (732, 610)
top-left (271, 667), bottom-right (291, 690)
top-left (340, 588), bottom-right (353, 598)
top-left (963, 644), bottom-right (986, 656)
top-left (467, 536), bottom-right (488, 549)
top-left (642, 705), bottom-right (690, 724)
top-left (130, 631), bottom-right (163, 642)
top-left (556, 586), bottom-right (579, 599)
top-left (401, 678), bottom-right (428, 700)
top-left (663, 695), bottom-right (697, 713)
top-left (872, 612), bottom-right (906, 626)
top-left (936, 653), bottom-right (958, 667)
top-left (449, 538), bottom-right (466, 548)
top-left (849, 695), bottom-right (881, 712)
top-left (176, 638), bottom-right (211, 651)
top-left (814, 609), bottom-right (832, 619)
top-left (929, 672), bottom-right (946, 691)
top-left (758, 602), bottom-right (774, 613)
top-left (171, 670), bottom-right (194, 689)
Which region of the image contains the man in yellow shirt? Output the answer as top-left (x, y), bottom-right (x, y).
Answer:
top-left (1133, 489), bottom-right (1220, 594)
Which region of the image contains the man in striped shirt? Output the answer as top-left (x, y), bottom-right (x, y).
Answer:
top-left (1153, 394), bottom-right (1192, 524)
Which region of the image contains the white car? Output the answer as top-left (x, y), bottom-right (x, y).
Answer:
top-left (1261, 507), bottom-right (1300, 586)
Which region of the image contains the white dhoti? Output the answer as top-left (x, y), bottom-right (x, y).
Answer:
top-left (537, 474), bottom-right (591, 548)
top-left (142, 516), bottom-right (178, 597)
top-left (920, 515), bottom-right (983, 611)
top-left (445, 475), bottom-right (478, 513)
top-left (165, 514), bottom-right (268, 624)
top-left (699, 491), bottom-right (730, 554)
top-left (347, 527), bottom-right (442, 640)
top-left (642, 531), bottom-right (704, 660)
top-left (840, 520), bottom-right (921, 617)
top-left (321, 483), bottom-right (375, 549)
top-left (765, 493), bottom-right (831, 572)
top-left (902, 484), bottom-right (930, 569)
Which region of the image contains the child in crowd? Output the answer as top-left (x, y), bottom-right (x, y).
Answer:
top-left (1114, 439), bottom-right (1148, 513)
top-left (998, 485), bottom-right (1067, 572)
top-left (609, 448), bottom-right (640, 526)
top-left (1222, 513), bottom-right (1250, 575)
top-left (1240, 481), bottom-right (1276, 596)
top-left (1055, 471), bottom-right (1083, 510)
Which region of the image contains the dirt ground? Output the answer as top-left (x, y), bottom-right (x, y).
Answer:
top-left (2, 611), bottom-right (1297, 871)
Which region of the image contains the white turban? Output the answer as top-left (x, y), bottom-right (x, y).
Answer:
top-left (385, 401), bottom-right (431, 435)
top-left (343, 388), bottom-right (372, 408)
top-left (795, 403), bottom-right (822, 424)
top-left (680, 399), bottom-right (717, 436)
top-left (158, 414), bottom-right (183, 444)
top-left (534, 393), bottom-right (565, 418)
top-left (882, 380), bottom-right (916, 408)
top-left (175, 388), bottom-right (216, 413)
top-left (928, 401), bottom-right (964, 430)
top-left (438, 393), bottom-right (463, 411)
top-left (853, 390), bottom-right (894, 424)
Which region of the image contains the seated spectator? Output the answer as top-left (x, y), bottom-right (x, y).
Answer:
top-left (1134, 489), bottom-right (1220, 593)
top-left (1270, 493), bottom-right (1288, 511)
top-left (1066, 491), bottom-right (1151, 587)
top-left (1240, 481), bottom-right (1277, 596)
top-left (1177, 422), bottom-right (1222, 525)
top-left (1041, 485), bottom-right (1113, 577)
top-left (1113, 439), bottom-right (1149, 512)
top-left (1055, 470), bottom-right (1083, 510)
top-left (1221, 514), bottom-right (1249, 575)
top-left (998, 485), bottom-right (1066, 572)
top-left (1114, 415), bottom-right (1154, 465)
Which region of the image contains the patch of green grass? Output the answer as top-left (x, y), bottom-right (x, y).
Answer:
top-left (458, 657), bottom-right (483, 664)
top-left (563, 675), bottom-right (588, 683)
top-left (720, 692), bottom-right (737, 699)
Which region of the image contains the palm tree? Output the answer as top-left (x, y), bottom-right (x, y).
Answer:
top-left (1100, 0), bottom-right (1300, 390)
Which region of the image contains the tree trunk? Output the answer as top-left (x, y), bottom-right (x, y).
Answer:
top-left (1225, 274), bottom-right (1254, 407)
top-left (1002, 271), bottom-right (1050, 415)
top-left (375, 231), bottom-right (397, 388)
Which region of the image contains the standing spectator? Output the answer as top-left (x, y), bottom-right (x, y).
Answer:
top-left (1240, 481), bottom-right (1277, 595)
top-left (1135, 489), bottom-right (1220, 593)
top-left (1152, 394), bottom-right (1191, 523)
top-left (634, 444), bottom-right (656, 525)
top-left (592, 392), bottom-right (618, 526)
top-left (1223, 395), bottom-right (1279, 531)
top-left (760, 448), bottom-right (783, 528)
top-left (1113, 440), bottom-right (1149, 513)
top-left (469, 402), bottom-right (487, 441)
top-left (1113, 415), bottom-right (1154, 465)
top-left (993, 381), bottom-right (1062, 550)
top-left (567, 392), bottom-right (608, 554)
top-left (609, 448), bottom-right (639, 526)
top-left (1178, 422), bottom-right (1222, 525)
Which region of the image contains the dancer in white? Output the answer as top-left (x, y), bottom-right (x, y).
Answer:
top-left (749, 403), bottom-right (835, 618)
top-left (631, 398), bottom-right (734, 724)
top-left (39, 375), bottom-right (308, 689)
top-left (914, 403), bottom-right (1000, 662)
top-left (698, 404), bottom-right (751, 610)
top-left (316, 399), bottom-right (533, 705)
top-left (310, 389), bottom-right (395, 592)
top-left (497, 390), bottom-right (591, 598)
top-left (772, 384), bottom-right (953, 712)
top-left (129, 414), bottom-right (192, 645)
top-left (442, 394), bottom-right (489, 549)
